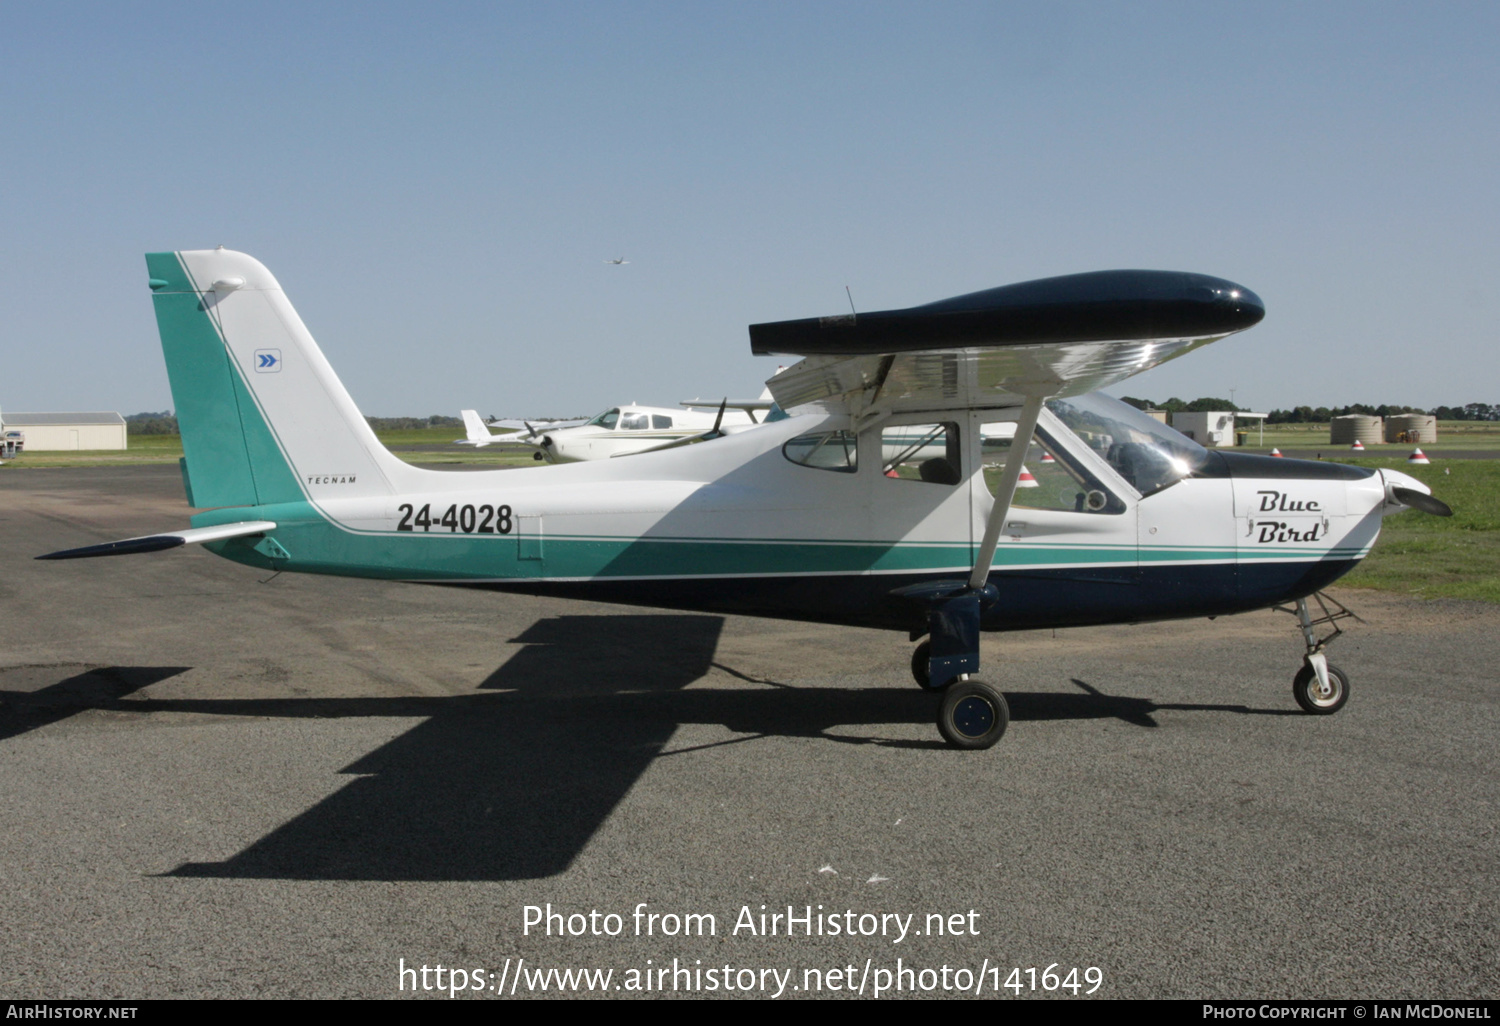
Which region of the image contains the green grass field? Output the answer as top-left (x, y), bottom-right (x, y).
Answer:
top-left (8, 432), bottom-right (1496, 602)
top-left (0, 434), bottom-right (189, 468)
top-left (1338, 458), bottom-right (1500, 602)
top-left (1240, 421), bottom-right (1500, 454)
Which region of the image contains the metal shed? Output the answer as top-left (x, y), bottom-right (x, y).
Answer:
top-left (0, 412), bottom-right (127, 450)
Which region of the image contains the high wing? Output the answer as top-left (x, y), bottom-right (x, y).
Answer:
top-left (750, 269), bottom-right (1265, 688)
top-left (751, 270), bottom-right (1264, 417)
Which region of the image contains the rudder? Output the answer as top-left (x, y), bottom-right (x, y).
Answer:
top-left (147, 249), bottom-right (408, 509)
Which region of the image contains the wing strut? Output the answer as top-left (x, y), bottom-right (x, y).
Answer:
top-left (891, 395), bottom-right (1046, 686)
top-left (968, 394), bottom-right (1045, 590)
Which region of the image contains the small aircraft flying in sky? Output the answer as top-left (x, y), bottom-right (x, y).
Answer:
top-left (41, 250), bottom-right (1452, 750)
top-left (604, 257), bottom-right (629, 265)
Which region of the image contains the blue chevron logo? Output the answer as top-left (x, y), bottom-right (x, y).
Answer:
top-left (254, 349), bottom-right (281, 373)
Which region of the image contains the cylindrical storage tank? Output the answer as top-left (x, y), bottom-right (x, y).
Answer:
top-left (1330, 415), bottom-right (1383, 445)
top-left (1385, 414), bottom-right (1437, 444)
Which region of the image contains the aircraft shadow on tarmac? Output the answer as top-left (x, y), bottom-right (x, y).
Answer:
top-left (0, 617), bottom-right (1295, 882)
top-left (0, 665), bottom-right (191, 743)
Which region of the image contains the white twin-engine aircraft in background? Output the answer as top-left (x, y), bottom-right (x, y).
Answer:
top-left (457, 402), bottom-right (765, 461)
top-left (40, 249), bottom-right (1452, 750)
top-left (457, 396), bottom-right (1012, 467)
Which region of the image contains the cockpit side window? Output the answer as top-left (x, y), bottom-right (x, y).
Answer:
top-left (783, 431), bottom-right (858, 473)
top-left (880, 422), bottom-right (961, 485)
top-left (984, 424), bottom-right (1125, 514)
top-left (620, 412), bottom-right (649, 430)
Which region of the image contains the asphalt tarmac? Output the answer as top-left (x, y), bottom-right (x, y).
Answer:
top-left (2, 466), bottom-right (1496, 1000)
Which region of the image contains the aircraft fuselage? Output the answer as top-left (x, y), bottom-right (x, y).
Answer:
top-left (196, 404), bottom-right (1405, 635)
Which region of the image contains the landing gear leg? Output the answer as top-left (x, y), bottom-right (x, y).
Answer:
top-left (1278, 593), bottom-right (1358, 715)
top-left (894, 393), bottom-right (1043, 750)
top-left (894, 581), bottom-right (1006, 748)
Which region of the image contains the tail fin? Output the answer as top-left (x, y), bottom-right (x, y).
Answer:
top-left (147, 249), bottom-right (412, 508)
top-left (461, 409), bottom-right (495, 445)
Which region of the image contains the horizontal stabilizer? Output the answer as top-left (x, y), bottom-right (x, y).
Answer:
top-left (36, 520), bottom-right (277, 560)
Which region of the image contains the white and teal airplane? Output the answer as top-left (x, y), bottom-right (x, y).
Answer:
top-left (40, 248), bottom-right (1452, 750)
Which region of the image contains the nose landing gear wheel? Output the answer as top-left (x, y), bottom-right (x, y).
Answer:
top-left (1293, 663), bottom-right (1349, 715)
top-left (910, 639), bottom-right (957, 691)
top-left (938, 681), bottom-right (1009, 749)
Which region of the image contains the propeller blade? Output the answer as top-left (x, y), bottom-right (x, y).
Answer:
top-left (1392, 486), bottom-right (1453, 517)
top-left (710, 398), bottom-right (727, 437)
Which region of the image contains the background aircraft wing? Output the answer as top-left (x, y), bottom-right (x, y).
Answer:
top-left (488, 418), bottom-right (588, 431)
top-left (680, 399), bottom-right (773, 411)
top-left (750, 270), bottom-right (1263, 415)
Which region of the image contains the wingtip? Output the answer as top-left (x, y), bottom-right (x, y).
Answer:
top-left (36, 536), bottom-right (187, 560)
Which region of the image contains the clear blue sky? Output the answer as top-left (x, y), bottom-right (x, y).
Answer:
top-left (3, 1), bottom-right (1496, 417)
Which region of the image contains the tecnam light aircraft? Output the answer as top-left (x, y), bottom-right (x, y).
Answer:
top-left (41, 249), bottom-right (1452, 750)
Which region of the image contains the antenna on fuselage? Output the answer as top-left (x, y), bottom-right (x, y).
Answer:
top-left (845, 285), bottom-right (857, 320)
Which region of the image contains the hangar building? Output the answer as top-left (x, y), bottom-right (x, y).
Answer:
top-left (1, 412), bottom-right (127, 450)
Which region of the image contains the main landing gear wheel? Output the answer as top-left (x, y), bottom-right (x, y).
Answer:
top-left (910, 640), bottom-right (956, 691)
top-left (938, 681), bottom-right (1009, 749)
top-left (1293, 663), bottom-right (1349, 715)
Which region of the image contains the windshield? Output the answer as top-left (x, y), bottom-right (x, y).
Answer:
top-left (586, 408), bottom-right (621, 430)
top-left (1046, 393), bottom-right (1209, 497)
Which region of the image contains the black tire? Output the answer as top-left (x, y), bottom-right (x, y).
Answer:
top-left (910, 640), bottom-right (956, 691)
top-left (938, 681), bottom-right (1009, 749)
top-left (1293, 662), bottom-right (1349, 715)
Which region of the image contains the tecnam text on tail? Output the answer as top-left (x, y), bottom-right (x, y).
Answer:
top-left (41, 248), bottom-right (1452, 749)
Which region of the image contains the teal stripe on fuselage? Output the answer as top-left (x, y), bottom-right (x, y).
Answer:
top-left (193, 502), bottom-right (1220, 583)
